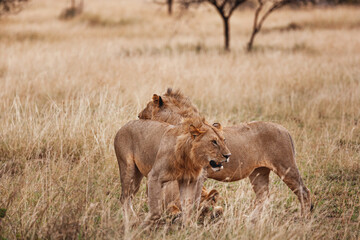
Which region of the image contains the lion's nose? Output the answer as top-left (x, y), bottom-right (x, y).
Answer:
top-left (138, 114), bottom-right (141, 119)
top-left (223, 153), bottom-right (231, 159)
top-left (223, 153), bottom-right (231, 163)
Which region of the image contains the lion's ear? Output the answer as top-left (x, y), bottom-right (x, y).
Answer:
top-left (189, 124), bottom-right (203, 138)
top-left (152, 94), bottom-right (164, 107)
top-left (212, 122), bottom-right (222, 130)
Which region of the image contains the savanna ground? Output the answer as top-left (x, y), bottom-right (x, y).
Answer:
top-left (0, 0), bottom-right (359, 239)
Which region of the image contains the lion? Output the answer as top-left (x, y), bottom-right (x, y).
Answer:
top-left (114, 118), bottom-right (230, 224)
top-left (146, 118), bottom-right (230, 224)
top-left (138, 88), bottom-right (313, 216)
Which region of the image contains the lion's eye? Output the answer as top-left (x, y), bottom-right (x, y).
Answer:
top-left (212, 140), bottom-right (218, 146)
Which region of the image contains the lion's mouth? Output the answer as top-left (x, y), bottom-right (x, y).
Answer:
top-left (209, 160), bottom-right (223, 172)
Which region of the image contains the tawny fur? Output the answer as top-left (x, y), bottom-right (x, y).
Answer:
top-left (138, 88), bottom-right (313, 216)
top-left (138, 88), bottom-right (201, 124)
top-left (114, 117), bottom-right (230, 224)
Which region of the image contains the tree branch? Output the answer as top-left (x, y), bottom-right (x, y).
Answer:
top-left (228, 0), bottom-right (246, 17)
top-left (248, 0), bottom-right (299, 51)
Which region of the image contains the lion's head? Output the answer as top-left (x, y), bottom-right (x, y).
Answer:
top-left (138, 88), bottom-right (200, 125)
top-left (175, 119), bottom-right (231, 173)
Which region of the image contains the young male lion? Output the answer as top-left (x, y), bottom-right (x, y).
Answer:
top-left (114, 118), bottom-right (230, 224)
top-left (146, 118), bottom-right (230, 224)
top-left (138, 88), bottom-right (313, 216)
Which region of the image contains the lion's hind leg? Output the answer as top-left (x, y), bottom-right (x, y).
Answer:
top-left (117, 156), bottom-right (144, 236)
top-left (118, 158), bottom-right (144, 217)
top-left (275, 164), bottom-right (312, 216)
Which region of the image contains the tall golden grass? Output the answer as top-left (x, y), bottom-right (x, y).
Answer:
top-left (0, 0), bottom-right (359, 239)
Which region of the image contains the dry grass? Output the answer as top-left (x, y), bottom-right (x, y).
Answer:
top-left (0, 0), bottom-right (359, 239)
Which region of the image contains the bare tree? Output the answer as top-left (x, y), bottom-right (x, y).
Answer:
top-left (0, 0), bottom-right (29, 17)
top-left (180, 0), bottom-right (246, 50)
top-left (247, 0), bottom-right (302, 51)
top-left (153, 0), bottom-right (174, 15)
top-left (59, 0), bottom-right (84, 20)
top-left (168, 0), bottom-right (173, 14)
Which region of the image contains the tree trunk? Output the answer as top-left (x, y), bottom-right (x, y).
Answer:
top-left (167, 0), bottom-right (172, 15)
top-left (223, 17), bottom-right (230, 50)
top-left (247, 29), bottom-right (258, 51)
top-left (78, 0), bottom-right (84, 12)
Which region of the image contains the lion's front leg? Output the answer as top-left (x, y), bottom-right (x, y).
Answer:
top-left (145, 173), bottom-right (163, 224)
top-left (178, 180), bottom-right (198, 225)
top-left (194, 170), bottom-right (206, 209)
